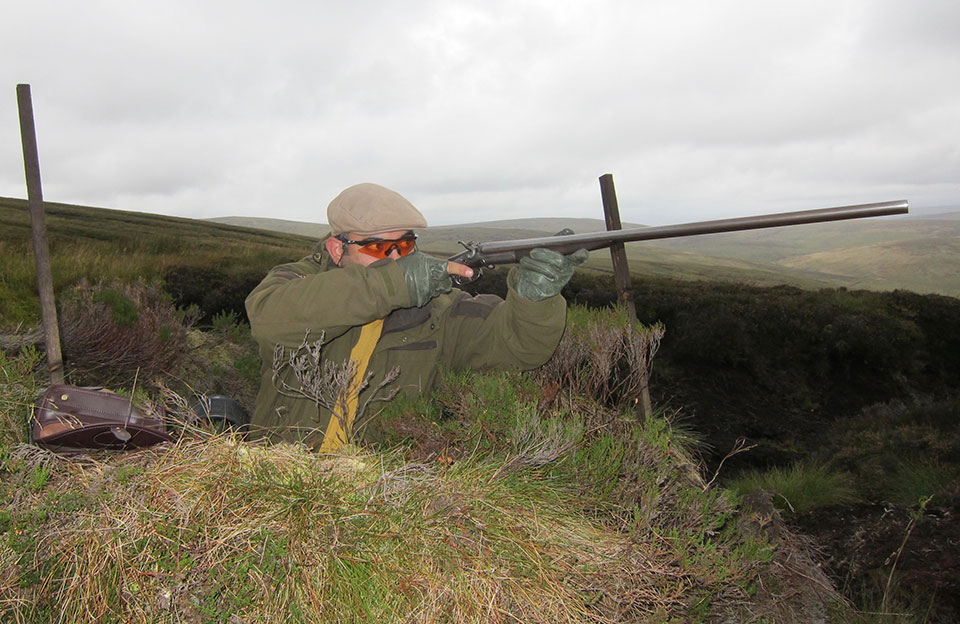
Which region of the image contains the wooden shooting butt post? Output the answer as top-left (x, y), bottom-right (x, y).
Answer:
top-left (17, 83), bottom-right (65, 385)
top-left (598, 173), bottom-right (652, 420)
top-left (599, 174), bottom-right (637, 317)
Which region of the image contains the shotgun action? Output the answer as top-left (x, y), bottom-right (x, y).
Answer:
top-left (447, 199), bottom-right (909, 280)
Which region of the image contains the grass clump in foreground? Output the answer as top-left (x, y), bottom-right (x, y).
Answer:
top-left (1, 411), bottom-right (832, 623)
top-left (1, 434), bottom-right (719, 623)
top-left (0, 305), bottom-right (853, 622)
top-left (0, 390), bottom-right (842, 623)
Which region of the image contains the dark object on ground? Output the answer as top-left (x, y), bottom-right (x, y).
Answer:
top-left (31, 384), bottom-right (171, 450)
top-left (191, 395), bottom-right (250, 432)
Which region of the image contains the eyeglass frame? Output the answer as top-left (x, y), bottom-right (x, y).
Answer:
top-left (335, 231), bottom-right (419, 258)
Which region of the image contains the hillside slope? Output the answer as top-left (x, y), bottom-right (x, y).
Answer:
top-left (0, 197), bottom-right (313, 327)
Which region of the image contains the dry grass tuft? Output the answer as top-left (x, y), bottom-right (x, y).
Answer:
top-left (2, 429), bottom-right (758, 623)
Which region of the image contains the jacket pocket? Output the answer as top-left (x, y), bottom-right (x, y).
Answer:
top-left (383, 340), bottom-right (441, 398)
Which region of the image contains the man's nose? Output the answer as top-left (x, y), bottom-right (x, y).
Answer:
top-left (386, 244), bottom-right (403, 259)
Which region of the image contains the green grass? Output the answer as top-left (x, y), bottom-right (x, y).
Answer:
top-left (0, 346), bottom-right (45, 447)
top-left (727, 462), bottom-right (858, 515)
top-left (884, 458), bottom-right (959, 508)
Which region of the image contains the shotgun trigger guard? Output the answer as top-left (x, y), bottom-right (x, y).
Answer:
top-left (452, 267), bottom-right (482, 287)
top-left (451, 241), bottom-right (485, 287)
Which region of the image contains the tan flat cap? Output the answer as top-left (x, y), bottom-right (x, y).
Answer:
top-left (327, 183), bottom-right (428, 236)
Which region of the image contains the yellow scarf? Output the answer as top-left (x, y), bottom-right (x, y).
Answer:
top-left (318, 318), bottom-right (384, 452)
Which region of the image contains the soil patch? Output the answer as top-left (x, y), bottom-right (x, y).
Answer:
top-left (791, 499), bottom-right (960, 622)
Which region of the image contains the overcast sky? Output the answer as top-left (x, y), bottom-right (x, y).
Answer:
top-left (2, 0), bottom-right (958, 227)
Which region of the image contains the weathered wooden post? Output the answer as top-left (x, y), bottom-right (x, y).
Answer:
top-left (599, 174), bottom-right (637, 317)
top-left (17, 84), bottom-right (65, 385)
top-left (598, 173), bottom-right (651, 420)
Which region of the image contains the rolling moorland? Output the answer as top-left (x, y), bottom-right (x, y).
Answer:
top-left (2, 195), bottom-right (960, 621)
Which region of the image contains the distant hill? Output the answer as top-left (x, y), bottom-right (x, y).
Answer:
top-left (208, 211), bottom-right (960, 298)
top-left (645, 213), bottom-right (960, 296)
top-left (208, 216), bottom-right (331, 239)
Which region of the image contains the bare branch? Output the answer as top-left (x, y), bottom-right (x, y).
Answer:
top-left (271, 330), bottom-right (399, 446)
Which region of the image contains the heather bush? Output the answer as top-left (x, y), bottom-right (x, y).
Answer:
top-left (163, 265), bottom-right (265, 324)
top-left (823, 397), bottom-right (960, 505)
top-left (59, 279), bottom-right (197, 384)
top-left (531, 304), bottom-right (665, 408)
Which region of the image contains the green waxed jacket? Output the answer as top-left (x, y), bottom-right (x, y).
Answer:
top-left (245, 246), bottom-right (567, 447)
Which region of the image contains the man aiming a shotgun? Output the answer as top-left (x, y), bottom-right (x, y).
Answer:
top-left (245, 182), bottom-right (588, 450)
top-left (245, 181), bottom-right (906, 450)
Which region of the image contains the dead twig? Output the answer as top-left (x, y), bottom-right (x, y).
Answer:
top-left (704, 437), bottom-right (757, 490)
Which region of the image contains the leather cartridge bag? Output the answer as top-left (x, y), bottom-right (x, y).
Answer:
top-left (31, 384), bottom-right (171, 451)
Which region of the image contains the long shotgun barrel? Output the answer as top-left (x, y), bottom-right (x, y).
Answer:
top-left (448, 199), bottom-right (909, 270)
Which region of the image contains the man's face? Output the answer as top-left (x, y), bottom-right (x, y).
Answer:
top-left (326, 230), bottom-right (417, 267)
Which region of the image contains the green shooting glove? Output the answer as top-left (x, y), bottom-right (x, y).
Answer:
top-left (396, 251), bottom-right (453, 307)
top-left (515, 247), bottom-right (589, 302)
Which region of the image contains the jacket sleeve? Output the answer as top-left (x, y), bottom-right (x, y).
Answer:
top-left (245, 256), bottom-right (412, 348)
top-left (438, 268), bottom-right (567, 372)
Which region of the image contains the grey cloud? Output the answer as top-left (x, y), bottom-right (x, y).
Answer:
top-left (1, 0), bottom-right (957, 226)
